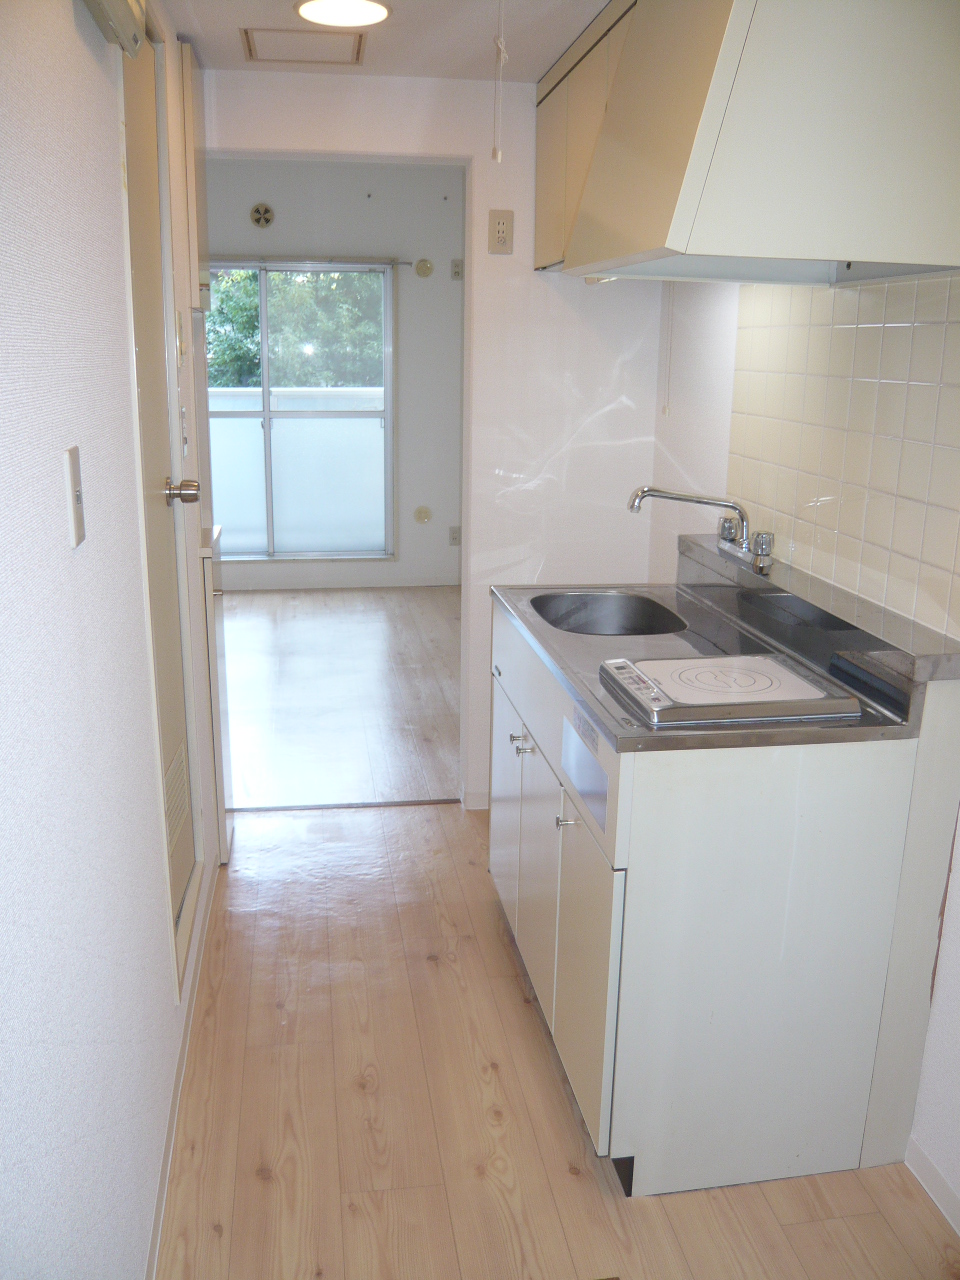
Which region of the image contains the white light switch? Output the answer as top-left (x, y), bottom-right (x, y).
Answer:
top-left (64, 446), bottom-right (85, 548)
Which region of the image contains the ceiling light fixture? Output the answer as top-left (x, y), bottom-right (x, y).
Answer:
top-left (297, 0), bottom-right (388, 27)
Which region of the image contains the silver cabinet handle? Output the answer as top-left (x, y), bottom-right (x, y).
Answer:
top-left (509, 733), bottom-right (525, 744)
top-left (556, 815), bottom-right (576, 829)
top-left (516, 744), bottom-right (534, 755)
top-left (166, 478), bottom-right (200, 506)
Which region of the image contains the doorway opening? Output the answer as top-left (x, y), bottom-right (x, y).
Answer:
top-left (203, 156), bottom-right (465, 811)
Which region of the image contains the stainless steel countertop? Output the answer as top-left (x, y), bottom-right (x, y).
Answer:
top-left (490, 545), bottom-right (953, 752)
top-left (679, 536), bottom-right (960, 683)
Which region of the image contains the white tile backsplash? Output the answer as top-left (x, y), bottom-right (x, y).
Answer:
top-left (915, 276), bottom-right (950, 323)
top-left (729, 278), bottom-right (960, 637)
top-left (879, 325), bottom-right (912, 381)
top-left (910, 323), bottom-right (946, 383)
top-left (904, 382), bottom-right (939, 442)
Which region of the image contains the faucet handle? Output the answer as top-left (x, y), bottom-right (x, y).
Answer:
top-left (718, 515), bottom-right (740, 543)
top-left (751, 531), bottom-right (774, 556)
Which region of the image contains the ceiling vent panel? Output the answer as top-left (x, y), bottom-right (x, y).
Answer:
top-left (242, 28), bottom-right (364, 65)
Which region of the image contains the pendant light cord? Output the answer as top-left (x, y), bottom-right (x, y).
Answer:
top-left (492, 0), bottom-right (507, 162)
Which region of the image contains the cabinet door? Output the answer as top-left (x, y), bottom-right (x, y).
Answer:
top-left (517, 739), bottom-right (563, 1026)
top-left (553, 794), bottom-right (625, 1155)
top-left (534, 80), bottom-right (567, 269)
top-left (489, 678), bottom-right (523, 932)
top-left (606, 10), bottom-right (632, 95)
top-left (564, 35), bottom-right (609, 252)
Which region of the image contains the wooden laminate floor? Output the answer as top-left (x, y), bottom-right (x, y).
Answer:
top-left (157, 806), bottom-right (960, 1280)
top-left (223, 588), bottom-right (460, 809)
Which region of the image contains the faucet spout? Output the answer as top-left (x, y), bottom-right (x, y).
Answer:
top-left (627, 486), bottom-right (750, 545)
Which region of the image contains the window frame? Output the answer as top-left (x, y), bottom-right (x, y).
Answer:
top-left (207, 259), bottom-right (396, 560)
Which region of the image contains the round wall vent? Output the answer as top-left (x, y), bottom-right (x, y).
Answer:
top-left (251, 204), bottom-right (274, 228)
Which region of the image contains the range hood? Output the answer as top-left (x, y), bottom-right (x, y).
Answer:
top-left (537, 0), bottom-right (960, 285)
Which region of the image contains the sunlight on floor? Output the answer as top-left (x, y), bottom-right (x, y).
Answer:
top-left (223, 586), bottom-right (460, 808)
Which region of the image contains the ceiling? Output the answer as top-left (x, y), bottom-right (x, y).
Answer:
top-left (160, 0), bottom-right (610, 81)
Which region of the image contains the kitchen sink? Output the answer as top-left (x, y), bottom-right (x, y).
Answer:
top-left (530, 591), bottom-right (687, 636)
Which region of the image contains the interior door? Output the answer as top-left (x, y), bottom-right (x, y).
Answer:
top-left (516, 737), bottom-right (563, 1026)
top-left (489, 678), bottom-right (523, 931)
top-left (123, 40), bottom-right (197, 920)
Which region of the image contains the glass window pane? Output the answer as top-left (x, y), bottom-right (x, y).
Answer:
top-left (271, 418), bottom-right (385, 554)
top-left (209, 387), bottom-right (263, 412)
top-left (270, 387), bottom-right (385, 412)
top-left (210, 417), bottom-right (268, 555)
top-left (266, 270), bottom-right (385, 412)
top-left (207, 269), bottom-right (262, 411)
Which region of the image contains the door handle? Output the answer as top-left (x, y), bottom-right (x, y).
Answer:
top-left (165, 478), bottom-right (200, 506)
top-left (556, 816), bottom-right (576, 829)
top-left (516, 744), bottom-right (534, 756)
top-left (509, 733), bottom-right (525, 744)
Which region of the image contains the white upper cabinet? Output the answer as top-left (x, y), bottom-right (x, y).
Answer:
top-left (534, 0), bottom-right (634, 270)
top-left (534, 79), bottom-right (568, 269)
top-left (540, 0), bottom-right (960, 284)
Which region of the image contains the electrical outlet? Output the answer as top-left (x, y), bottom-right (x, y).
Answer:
top-left (488, 209), bottom-right (513, 255)
top-left (451, 258), bottom-right (464, 280)
top-left (449, 525), bottom-right (461, 547)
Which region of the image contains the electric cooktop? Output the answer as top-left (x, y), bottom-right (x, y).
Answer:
top-left (600, 654), bottom-right (863, 728)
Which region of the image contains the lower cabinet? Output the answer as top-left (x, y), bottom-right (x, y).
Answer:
top-left (516, 735), bottom-right (563, 1028)
top-left (553, 791), bottom-right (625, 1155)
top-left (489, 675), bottom-right (623, 1155)
top-left (489, 679), bottom-right (522, 931)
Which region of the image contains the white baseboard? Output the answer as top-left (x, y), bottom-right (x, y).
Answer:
top-left (462, 789), bottom-right (489, 811)
top-left (221, 558), bottom-right (461, 591)
top-left (906, 1136), bottom-right (960, 1234)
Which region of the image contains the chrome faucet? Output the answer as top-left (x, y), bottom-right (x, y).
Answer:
top-left (627, 486), bottom-right (774, 575)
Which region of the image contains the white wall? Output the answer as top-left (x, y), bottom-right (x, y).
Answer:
top-left (205, 70), bottom-right (662, 805)
top-left (0, 4), bottom-right (215, 1276)
top-left (206, 155), bottom-right (466, 589)
top-left (648, 282), bottom-right (740, 581)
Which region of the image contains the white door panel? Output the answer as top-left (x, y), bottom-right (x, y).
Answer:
top-left (123, 41), bottom-right (197, 918)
